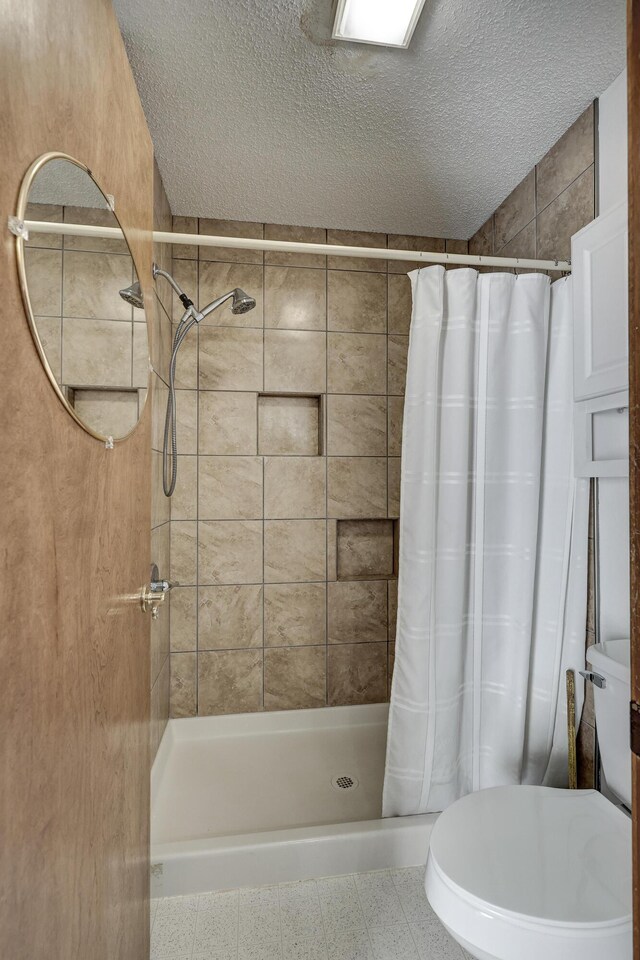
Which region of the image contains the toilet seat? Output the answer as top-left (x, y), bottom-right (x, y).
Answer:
top-left (425, 785), bottom-right (632, 960)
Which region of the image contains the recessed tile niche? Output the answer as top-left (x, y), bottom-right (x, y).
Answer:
top-left (337, 519), bottom-right (397, 581)
top-left (257, 394), bottom-right (322, 456)
top-left (69, 387), bottom-right (143, 438)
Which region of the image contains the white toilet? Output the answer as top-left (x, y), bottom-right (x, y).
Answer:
top-left (425, 639), bottom-right (633, 960)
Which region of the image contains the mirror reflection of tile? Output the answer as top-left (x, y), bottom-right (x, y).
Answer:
top-left (24, 167), bottom-right (150, 441)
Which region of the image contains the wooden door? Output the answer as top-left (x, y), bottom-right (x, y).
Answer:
top-left (629, 3), bottom-right (640, 957)
top-left (0, 1), bottom-right (153, 958)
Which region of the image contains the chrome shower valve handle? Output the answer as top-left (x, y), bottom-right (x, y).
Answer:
top-left (150, 576), bottom-right (179, 594)
top-left (140, 564), bottom-right (179, 618)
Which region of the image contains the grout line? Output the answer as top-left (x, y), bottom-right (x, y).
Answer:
top-left (325, 259), bottom-right (329, 706)
top-left (385, 267), bottom-right (390, 687)
top-left (199, 321), bottom-right (391, 336)
top-left (234, 887), bottom-right (240, 960)
top-left (194, 253), bottom-right (200, 716)
top-left (192, 638), bottom-right (387, 654)
top-left (276, 879), bottom-right (284, 960)
top-left (196, 388), bottom-right (398, 398)
top-left (307, 877), bottom-right (331, 956)
top-left (351, 875), bottom-right (376, 954)
top-left (188, 576), bottom-right (394, 588)
top-left (261, 251), bottom-right (266, 711)
top-left (534, 161), bottom-right (596, 219)
top-left (390, 868), bottom-right (416, 930)
top-left (261, 457), bottom-right (266, 709)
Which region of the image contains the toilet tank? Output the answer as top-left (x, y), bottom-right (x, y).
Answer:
top-left (586, 639), bottom-right (631, 807)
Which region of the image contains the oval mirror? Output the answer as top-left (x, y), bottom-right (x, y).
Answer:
top-left (15, 153), bottom-right (150, 441)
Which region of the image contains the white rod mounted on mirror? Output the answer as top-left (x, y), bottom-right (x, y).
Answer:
top-left (19, 219), bottom-right (572, 272)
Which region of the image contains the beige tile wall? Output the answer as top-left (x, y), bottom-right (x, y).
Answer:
top-left (469, 103), bottom-right (596, 271)
top-left (168, 220), bottom-right (466, 717)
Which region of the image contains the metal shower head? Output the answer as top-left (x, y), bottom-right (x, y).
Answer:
top-left (231, 288), bottom-right (256, 315)
top-left (119, 280), bottom-right (144, 309)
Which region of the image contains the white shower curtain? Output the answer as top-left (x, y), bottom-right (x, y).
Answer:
top-left (383, 266), bottom-right (589, 817)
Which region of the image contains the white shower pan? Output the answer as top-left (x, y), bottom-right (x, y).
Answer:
top-left (151, 703), bottom-right (436, 896)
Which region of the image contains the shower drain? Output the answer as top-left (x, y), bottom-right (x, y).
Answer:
top-left (332, 775), bottom-right (359, 791)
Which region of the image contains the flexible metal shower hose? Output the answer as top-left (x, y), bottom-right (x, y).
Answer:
top-left (163, 315), bottom-right (198, 497)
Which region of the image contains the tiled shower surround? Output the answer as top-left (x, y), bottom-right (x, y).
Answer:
top-left (167, 223), bottom-right (467, 717)
top-left (469, 103), bottom-right (595, 270)
top-left (166, 103), bottom-right (596, 720)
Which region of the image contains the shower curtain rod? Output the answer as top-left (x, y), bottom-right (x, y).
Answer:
top-left (19, 219), bottom-right (572, 271)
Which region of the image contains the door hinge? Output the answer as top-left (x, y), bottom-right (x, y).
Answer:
top-left (630, 701), bottom-right (640, 757)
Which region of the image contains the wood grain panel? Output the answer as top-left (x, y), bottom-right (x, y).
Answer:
top-left (0, 1), bottom-right (153, 958)
top-left (629, 2), bottom-right (640, 957)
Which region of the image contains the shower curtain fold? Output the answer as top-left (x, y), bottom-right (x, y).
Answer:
top-left (382, 266), bottom-right (588, 818)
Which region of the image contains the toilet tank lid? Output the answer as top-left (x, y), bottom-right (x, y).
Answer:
top-left (586, 639), bottom-right (630, 683)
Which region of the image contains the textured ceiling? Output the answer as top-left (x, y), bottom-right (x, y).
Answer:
top-left (114, 0), bottom-right (625, 238)
top-left (29, 159), bottom-right (109, 208)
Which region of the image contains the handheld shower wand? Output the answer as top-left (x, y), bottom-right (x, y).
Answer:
top-left (120, 264), bottom-right (256, 496)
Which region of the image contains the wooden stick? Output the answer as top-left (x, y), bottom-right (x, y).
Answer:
top-left (566, 669), bottom-right (578, 789)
